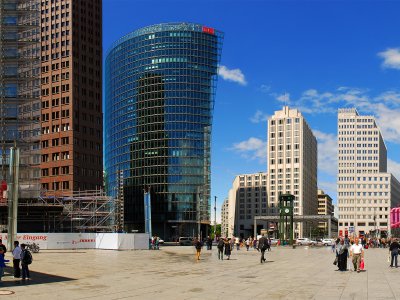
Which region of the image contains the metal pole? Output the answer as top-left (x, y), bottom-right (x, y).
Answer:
top-left (214, 196), bottom-right (217, 241)
top-left (197, 192), bottom-right (200, 239)
top-left (7, 147), bottom-right (19, 250)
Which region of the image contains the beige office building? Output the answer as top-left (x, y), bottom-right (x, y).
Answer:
top-left (318, 189), bottom-right (334, 233)
top-left (337, 108), bottom-right (400, 237)
top-left (225, 172), bottom-right (268, 238)
top-left (267, 106), bottom-right (318, 238)
top-left (221, 198), bottom-right (229, 237)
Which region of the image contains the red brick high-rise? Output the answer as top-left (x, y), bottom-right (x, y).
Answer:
top-left (40, 0), bottom-right (103, 195)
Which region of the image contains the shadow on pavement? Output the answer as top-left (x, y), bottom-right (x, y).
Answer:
top-left (0, 267), bottom-right (75, 288)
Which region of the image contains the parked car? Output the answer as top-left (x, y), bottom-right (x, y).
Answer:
top-left (270, 238), bottom-right (279, 245)
top-left (321, 238), bottom-right (333, 246)
top-left (296, 238), bottom-right (316, 246)
top-left (179, 237), bottom-right (193, 246)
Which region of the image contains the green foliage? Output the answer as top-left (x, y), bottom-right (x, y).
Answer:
top-left (210, 224), bottom-right (221, 239)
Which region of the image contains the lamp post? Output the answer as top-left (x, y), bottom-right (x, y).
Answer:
top-left (214, 196), bottom-right (217, 241)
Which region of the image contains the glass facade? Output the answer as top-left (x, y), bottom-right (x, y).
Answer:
top-left (0, 0), bottom-right (41, 199)
top-left (105, 23), bottom-right (223, 239)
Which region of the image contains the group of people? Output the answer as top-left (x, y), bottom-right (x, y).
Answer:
top-left (334, 236), bottom-right (400, 272)
top-left (150, 236), bottom-right (161, 250)
top-left (196, 234), bottom-right (271, 263)
top-left (0, 239), bottom-right (32, 281)
top-left (335, 237), bottom-right (364, 273)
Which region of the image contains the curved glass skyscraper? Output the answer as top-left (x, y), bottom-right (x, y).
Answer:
top-left (105, 23), bottom-right (223, 239)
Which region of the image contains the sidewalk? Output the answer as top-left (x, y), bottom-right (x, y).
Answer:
top-left (0, 246), bottom-right (398, 299)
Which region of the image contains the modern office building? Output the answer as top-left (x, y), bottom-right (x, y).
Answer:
top-left (0, 0), bottom-right (41, 200)
top-left (317, 189), bottom-right (334, 233)
top-left (105, 23), bottom-right (223, 239)
top-left (225, 172), bottom-right (268, 238)
top-left (267, 106), bottom-right (318, 238)
top-left (337, 108), bottom-right (400, 238)
top-left (221, 198), bottom-right (229, 237)
top-left (39, 0), bottom-right (103, 194)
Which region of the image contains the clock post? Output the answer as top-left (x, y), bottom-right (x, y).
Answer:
top-left (278, 194), bottom-right (294, 246)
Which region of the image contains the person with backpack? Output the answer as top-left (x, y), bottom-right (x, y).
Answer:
top-left (258, 234), bottom-right (268, 263)
top-left (0, 247), bottom-right (7, 281)
top-left (20, 244), bottom-right (32, 280)
top-left (0, 239), bottom-right (6, 258)
top-left (217, 238), bottom-right (225, 260)
top-left (194, 238), bottom-right (202, 261)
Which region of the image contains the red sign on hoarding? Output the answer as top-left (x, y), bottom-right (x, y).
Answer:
top-left (202, 26), bottom-right (215, 35)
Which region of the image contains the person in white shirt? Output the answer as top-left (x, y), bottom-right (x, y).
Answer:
top-left (12, 241), bottom-right (21, 278)
top-left (350, 237), bottom-right (364, 273)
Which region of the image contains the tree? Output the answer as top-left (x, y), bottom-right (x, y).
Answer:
top-left (210, 224), bottom-right (221, 239)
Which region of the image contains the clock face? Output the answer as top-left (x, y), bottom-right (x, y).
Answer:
top-left (284, 208), bottom-right (290, 214)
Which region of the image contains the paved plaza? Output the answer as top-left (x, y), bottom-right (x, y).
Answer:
top-left (0, 246), bottom-right (399, 299)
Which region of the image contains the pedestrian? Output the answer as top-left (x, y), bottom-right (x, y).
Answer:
top-left (350, 237), bottom-right (364, 273)
top-left (155, 236), bottom-right (160, 250)
top-left (389, 238), bottom-right (400, 268)
top-left (258, 234), bottom-right (268, 263)
top-left (224, 238), bottom-right (231, 260)
top-left (207, 236), bottom-right (212, 250)
top-left (20, 244), bottom-right (32, 280)
top-left (253, 238), bottom-right (257, 250)
top-left (336, 238), bottom-right (348, 271)
top-left (194, 238), bottom-right (202, 260)
top-left (235, 237), bottom-right (240, 251)
top-left (267, 237), bottom-right (271, 251)
top-left (12, 241), bottom-right (21, 278)
top-left (245, 238), bottom-right (250, 251)
top-left (0, 247), bottom-right (6, 281)
top-left (0, 239), bottom-right (6, 258)
top-left (217, 238), bottom-right (225, 260)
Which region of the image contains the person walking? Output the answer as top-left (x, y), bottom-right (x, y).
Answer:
top-left (336, 239), bottom-right (348, 271)
top-left (224, 238), bottom-right (232, 260)
top-left (0, 247), bottom-right (6, 281)
top-left (217, 238), bottom-right (225, 260)
top-left (235, 237), bottom-right (240, 251)
top-left (194, 238), bottom-right (202, 261)
top-left (350, 237), bottom-right (364, 273)
top-left (258, 234), bottom-right (268, 263)
top-left (20, 244), bottom-right (32, 280)
top-left (253, 238), bottom-right (257, 250)
top-left (245, 238), bottom-right (250, 251)
top-left (12, 241), bottom-right (21, 278)
top-left (0, 239), bottom-right (6, 258)
top-left (389, 238), bottom-right (400, 268)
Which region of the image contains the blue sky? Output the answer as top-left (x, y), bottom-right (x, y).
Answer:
top-left (103, 0), bottom-right (400, 222)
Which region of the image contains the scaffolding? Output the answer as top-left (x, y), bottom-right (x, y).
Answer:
top-left (39, 190), bottom-right (123, 232)
top-left (0, 0), bottom-right (41, 200)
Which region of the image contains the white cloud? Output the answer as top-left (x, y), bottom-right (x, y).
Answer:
top-left (378, 48), bottom-right (400, 70)
top-left (218, 65), bottom-right (247, 85)
top-left (259, 84), bottom-right (271, 93)
top-left (250, 110), bottom-right (269, 123)
top-left (313, 130), bottom-right (337, 176)
top-left (388, 159), bottom-right (400, 180)
top-left (276, 93), bottom-right (291, 104)
top-left (231, 137), bottom-right (267, 162)
top-left (275, 87), bottom-right (400, 144)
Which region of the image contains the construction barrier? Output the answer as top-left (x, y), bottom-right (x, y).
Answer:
top-left (0, 233), bottom-right (149, 250)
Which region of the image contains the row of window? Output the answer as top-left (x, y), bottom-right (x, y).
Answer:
top-left (270, 118), bottom-right (301, 125)
top-left (339, 222), bottom-right (387, 227)
top-left (340, 215), bottom-right (388, 220)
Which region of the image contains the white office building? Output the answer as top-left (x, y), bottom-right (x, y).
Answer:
top-left (224, 172), bottom-right (268, 238)
top-left (221, 199), bottom-right (229, 237)
top-left (337, 108), bottom-right (400, 237)
top-left (267, 106), bottom-right (318, 238)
